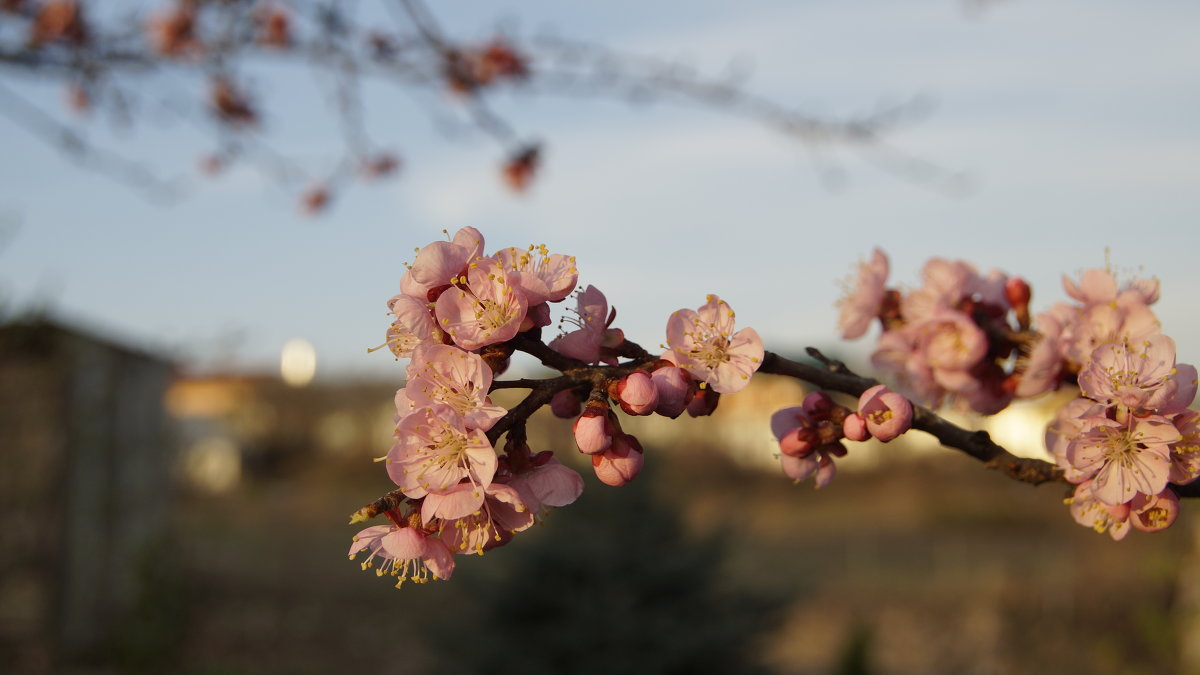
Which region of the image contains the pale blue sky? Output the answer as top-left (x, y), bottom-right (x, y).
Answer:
top-left (1, 0), bottom-right (1198, 379)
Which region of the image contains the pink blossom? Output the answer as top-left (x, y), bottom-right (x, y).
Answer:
top-left (380, 294), bottom-right (441, 358)
top-left (1059, 298), bottom-right (1160, 368)
top-left (1078, 336), bottom-right (1178, 412)
top-left (434, 258), bottom-right (528, 350)
top-left (1014, 305), bottom-right (1070, 398)
top-left (901, 258), bottom-right (978, 321)
top-left (1062, 268), bottom-right (1120, 305)
top-left (857, 384), bottom-right (913, 442)
top-left (401, 343), bottom-right (506, 431)
top-left (837, 248), bottom-right (889, 339)
top-left (665, 294), bottom-right (763, 394)
top-left (592, 433), bottom-right (645, 487)
top-left (1068, 480), bottom-right (1131, 541)
top-left (388, 406), bottom-right (497, 497)
top-left (611, 371), bottom-right (659, 415)
top-left (1169, 410), bottom-right (1200, 485)
top-left (348, 524), bottom-right (455, 585)
top-left (912, 310), bottom-right (988, 381)
top-left (492, 244), bottom-right (579, 305)
top-left (549, 285), bottom-right (623, 364)
top-left (1067, 414), bottom-right (1180, 505)
top-left (439, 482), bottom-right (534, 555)
top-left (400, 227), bottom-right (485, 301)
top-left (509, 454), bottom-right (585, 511)
top-left (1044, 397), bottom-right (1107, 483)
top-left (1129, 489), bottom-right (1179, 533)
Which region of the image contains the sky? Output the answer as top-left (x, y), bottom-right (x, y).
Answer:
top-left (1, 0), bottom-right (1199, 381)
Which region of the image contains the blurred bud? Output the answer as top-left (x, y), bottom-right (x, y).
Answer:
top-left (210, 78), bottom-right (257, 128)
top-left (502, 144), bottom-right (540, 193)
top-left (802, 391), bottom-right (834, 418)
top-left (1130, 489), bottom-right (1179, 533)
top-left (300, 185), bottom-right (331, 215)
top-left (31, 1), bottom-right (87, 47)
top-left (551, 388), bottom-right (583, 419)
top-left (258, 4), bottom-right (291, 49)
top-left (842, 413), bottom-right (871, 442)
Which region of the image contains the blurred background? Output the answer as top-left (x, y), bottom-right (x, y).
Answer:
top-left (2, 1), bottom-right (1200, 673)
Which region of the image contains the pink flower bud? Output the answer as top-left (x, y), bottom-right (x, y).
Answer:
top-left (802, 391), bottom-right (833, 419)
top-left (651, 365), bottom-right (692, 419)
top-left (686, 386), bottom-right (720, 418)
top-left (551, 389), bottom-right (583, 419)
top-left (813, 454), bottom-right (837, 489)
top-left (843, 413), bottom-right (871, 442)
top-left (778, 426), bottom-right (818, 458)
top-left (612, 371), bottom-right (659, 416)
top-left (1130, 489), bottom-right (1179, 533)
top-left (591, 433), bottom-right (644, 486)
top-left (857, 384), bottom-right (913, 442)
top-left (573, 401), bottom-right (613, 455)
top-left (1004, 277), bottom-right (1031, 311)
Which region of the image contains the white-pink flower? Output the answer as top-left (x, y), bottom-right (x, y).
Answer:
top-left (509, 455), bottom-right (585, 512)
top-left (438, 482), bottom-right (534, 555)
top-left (549, 285), bottom-right (622, 364)
top-left (401, 343), bottom-right (507, 431)
top-left (665, 294), bottom-right (763, 394)
top-left (492, 244), bottom-right (579, 305)
top-left (1078, 336), bottom-right (1178, 412)
top-left (348, 524), bottom-right (455, 585)
top-left (1068, 480), bottom-right (1131, 541)
top-left (381, 294), bottom-right (441, 358)
top-left (837, 248), bottom-right (888, 340)
top-left (388, 406), bottom-right (497, 497)
top-left (400, 227), bottom-right (485, 301)
top-left (434, 258), bottom-right (529, 350)
top-left (1066, 414), bottom-right (1180, 505)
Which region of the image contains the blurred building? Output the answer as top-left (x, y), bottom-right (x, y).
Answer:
top-left (0, 319), bottom-right (175, 669)
top-left (166, 373), bottom-right (397, 491)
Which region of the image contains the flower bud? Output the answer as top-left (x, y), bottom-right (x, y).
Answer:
top-left (551, 388), bottom-right (583, 419)
top-left (611, 371), bottom-right (659, 416)
top-left (778, 426), bottom-right (818, 458)
top-left (842, 413), bottom-right (871, 442)
top-left (591, 433), bottom-right (644, 486)
top-left (573, 401), bottom-right (613, 455)
top-left (858, 384), bottom-right (913, 442)
top-left (651, 364), bottom-right (692, 419)
top-left (686, 386), bottom-right (720, 418)
top-left (802, 391), bottom-right (834, 419)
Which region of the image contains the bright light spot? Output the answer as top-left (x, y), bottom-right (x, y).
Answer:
top-left (184, 437), bottom-right (241, 493)
top-left (281, 338), bottom-right (317, 387)
top-left (982, 395), bottom-right (1068, 460)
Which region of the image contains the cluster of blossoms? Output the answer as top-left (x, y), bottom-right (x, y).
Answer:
top-left (838, 251), bottom-right (1198, 538)
top-left (350, 228), bottom-right (765, 586)
top-left (839, 249), bottom-right (1030, 414)
top-left (1047, 335), bottom-right (1198, 539)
